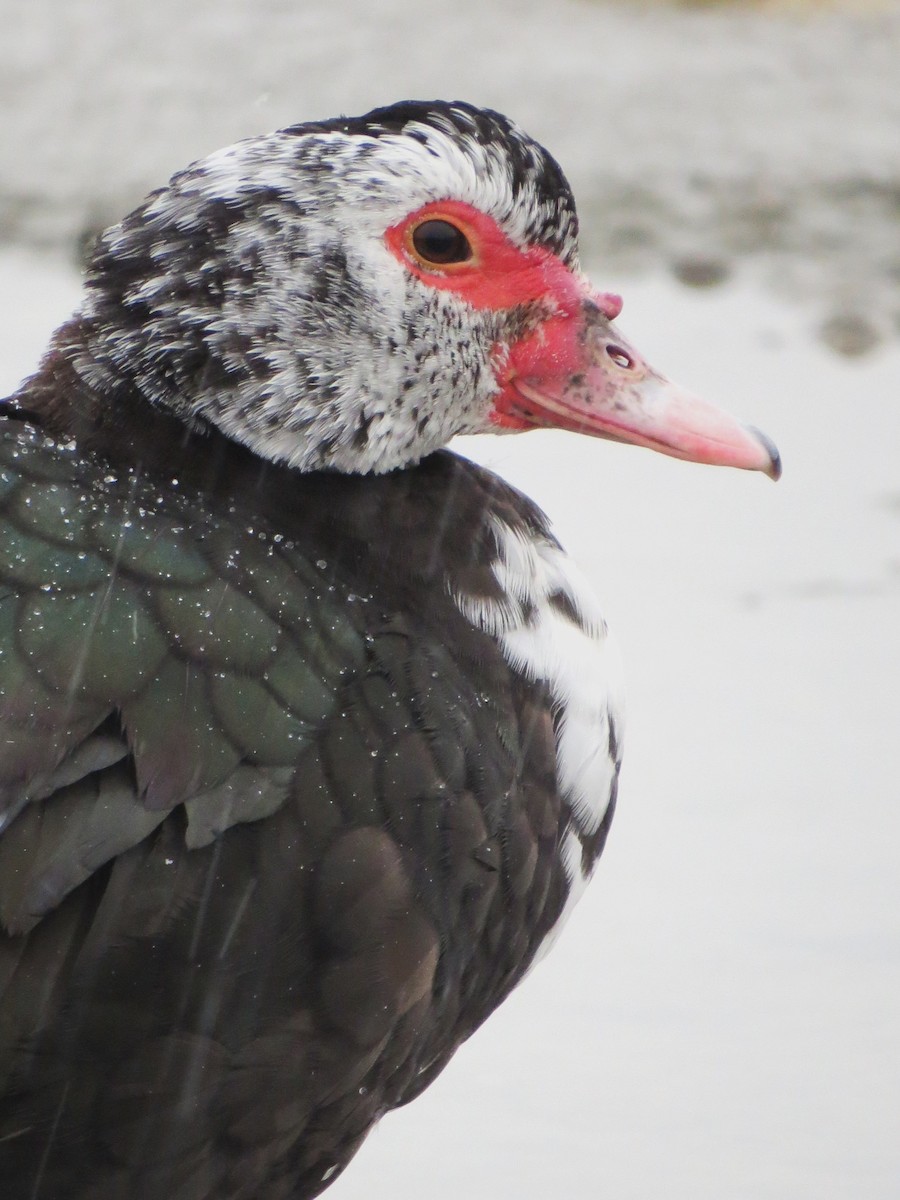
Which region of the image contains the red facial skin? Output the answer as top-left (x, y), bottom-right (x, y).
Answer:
top-left (385, 200), bottom-right (780, 479)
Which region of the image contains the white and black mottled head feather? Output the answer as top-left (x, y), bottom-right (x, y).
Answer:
top-left (65, 101), bottom-right (580, 473)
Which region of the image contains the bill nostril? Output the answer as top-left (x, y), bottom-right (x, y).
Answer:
top-left (606, 345), bottom-right (633, 370)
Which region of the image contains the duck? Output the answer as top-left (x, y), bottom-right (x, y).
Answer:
top-left (0, 100), bottom-right (779, 1200)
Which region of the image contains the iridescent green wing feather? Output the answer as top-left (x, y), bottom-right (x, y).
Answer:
top-left (0, 422), bottom-right (364, 933)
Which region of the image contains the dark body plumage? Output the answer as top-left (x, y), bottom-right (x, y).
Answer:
top-left (0, 385), bottom-right (612, 1198)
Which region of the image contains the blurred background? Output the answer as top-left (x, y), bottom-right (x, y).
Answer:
top-left (2, 1), bottom-right (899, 1197)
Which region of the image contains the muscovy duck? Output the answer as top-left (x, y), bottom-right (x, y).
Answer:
top-left (0, 101), bottom-right (779, 1199)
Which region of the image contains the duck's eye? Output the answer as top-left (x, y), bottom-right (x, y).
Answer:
top-left (410, 219), bottom-right (472, 267)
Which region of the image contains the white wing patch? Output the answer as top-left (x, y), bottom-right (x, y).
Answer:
top-left (453, 517), bottom-right (625, 945)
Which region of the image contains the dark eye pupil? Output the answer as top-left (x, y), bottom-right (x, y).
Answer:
top-left (411, 220), bottom-right (471, 265)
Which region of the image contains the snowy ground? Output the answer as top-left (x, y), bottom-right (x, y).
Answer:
top-left (2, 0), bottom-right (900, 1196)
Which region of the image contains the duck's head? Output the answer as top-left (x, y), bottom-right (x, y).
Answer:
top-left (58, 100), bottom-right (779, 478)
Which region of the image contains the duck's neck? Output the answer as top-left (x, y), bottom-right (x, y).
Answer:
top-left (6, 314), bottom-right (212, 474)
